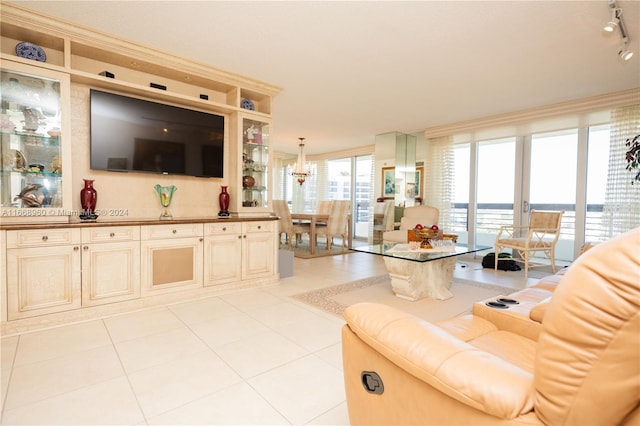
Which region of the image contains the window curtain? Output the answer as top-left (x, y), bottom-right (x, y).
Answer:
top-left (602, 104), bottom-right (640, 237)
top-left (424, 136), bottom-right (455, 230)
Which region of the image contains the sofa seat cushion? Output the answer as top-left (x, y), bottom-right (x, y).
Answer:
top-left (469, 331), bottom-right (537, 373)
top-left (435, 314), bottom-right (498, 342)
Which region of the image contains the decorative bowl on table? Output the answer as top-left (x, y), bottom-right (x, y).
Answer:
top-left (412, 228), bottom-right (438, 240)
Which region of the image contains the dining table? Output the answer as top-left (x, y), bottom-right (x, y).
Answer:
top-left (290, 212), bottom-right (352, 254)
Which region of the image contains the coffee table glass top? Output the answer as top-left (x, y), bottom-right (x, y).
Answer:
top-left (352, 243), bottom-right (490, 263)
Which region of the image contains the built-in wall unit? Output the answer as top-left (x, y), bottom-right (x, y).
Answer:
top-left (0, 3), bottom-right (282, 335)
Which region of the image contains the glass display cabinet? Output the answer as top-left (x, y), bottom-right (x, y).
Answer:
top-left (241, 117), bottom-right (270, 209)
top-left (0, 64), bottom-right (70, 215)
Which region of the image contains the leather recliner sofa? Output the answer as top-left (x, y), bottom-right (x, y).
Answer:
top-left (342, 228), bottom-right (639, 425)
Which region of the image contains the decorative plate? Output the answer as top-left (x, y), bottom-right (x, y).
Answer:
top-left (15, 42), bottom-right (47, 62)
top-left (241, 98), bottom-right (255, 111)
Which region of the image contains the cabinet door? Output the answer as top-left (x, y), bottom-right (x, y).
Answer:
top-left (81, 241), bottom-right (140, 306)
top-left (203, 231), bottom-right (242, 286)
top-left (140, 237), bottom-right (203, 296)
top-left (242, 222), bottom-right (275, 280)
top-left (234, 116), bottom-right (272, 214)
top-left (6, 245), bottom-right (81, 320)
top-left (0, 61), bottom-right (72, 218)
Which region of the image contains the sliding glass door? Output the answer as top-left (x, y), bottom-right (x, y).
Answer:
top-left (450, 125), bottom-right (609, 261)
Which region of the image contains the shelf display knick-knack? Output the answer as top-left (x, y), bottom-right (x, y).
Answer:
top-left (154, 184), bottom-right (177, 220)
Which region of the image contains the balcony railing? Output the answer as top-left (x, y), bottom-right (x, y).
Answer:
top-left (449, 202), bottom-right (608, 247)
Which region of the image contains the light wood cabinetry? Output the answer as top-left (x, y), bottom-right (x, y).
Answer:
top-left (1, 218), bottom-right (278, 334)
top-left (6, 228), bottom-right (81, 320)
top-left (203, 220), bottom-right (276, 286)
top-left (204, 222), bottom-right (242, 286)
top-left (80, 226), bottom-right (140, 307)
top-left (241, 221), bottom-right (276, 280)
top-left (140, 223), bottom-right (204, 296)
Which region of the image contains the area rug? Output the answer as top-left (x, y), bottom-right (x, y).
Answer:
top-left (285, 238), bottom-right (354, 259)
top-left (291, 274), bottom-right (515, 323)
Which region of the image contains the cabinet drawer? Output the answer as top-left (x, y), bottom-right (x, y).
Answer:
top-left (205, 222), bottom-right (241, 236)
top-left (7, 228), bottom-right (80, 248)
top-left (81, 226), bottom-right (140, 243)
top-left (244, 221), bottom-right (274, 233)
top-left (141, 223), bottom-right (203, 240)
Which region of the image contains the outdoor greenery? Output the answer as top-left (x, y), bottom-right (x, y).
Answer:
top-left (625, 134), bottom-right (640, 185)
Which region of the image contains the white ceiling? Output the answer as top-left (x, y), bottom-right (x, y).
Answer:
top-left (13, 0), bottom-right (640, 155)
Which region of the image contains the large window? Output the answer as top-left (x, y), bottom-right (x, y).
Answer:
top-left (273, 153), bottom-right (373, 240)
top-left (448, 124), bottom-right (617, 260)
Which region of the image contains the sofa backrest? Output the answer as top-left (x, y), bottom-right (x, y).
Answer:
top-left (534, 227), bottom-right (640, 425)
top-left (399, 205), bottom-right (439, 230)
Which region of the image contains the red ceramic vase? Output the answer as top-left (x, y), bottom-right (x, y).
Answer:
top-left (80, 179), bottom-right (98, 220)
top-left (218, 185), bottom-right (230, 217)
top-left (80, 179), bottom-right (97, 212)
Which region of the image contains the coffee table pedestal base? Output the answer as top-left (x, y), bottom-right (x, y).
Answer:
top-left (384, 256), bottom-right (456, 301)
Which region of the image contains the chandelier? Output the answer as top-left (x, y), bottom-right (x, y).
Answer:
top-left (291, 137), bottom-right (311, 185)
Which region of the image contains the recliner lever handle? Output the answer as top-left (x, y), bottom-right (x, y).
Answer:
top-left (361, 371), bottom-right (384, 395)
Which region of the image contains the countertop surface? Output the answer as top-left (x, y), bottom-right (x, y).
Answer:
top-left (0, 215), bottom-right (279, 230)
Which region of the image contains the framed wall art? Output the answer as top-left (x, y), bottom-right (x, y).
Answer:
top-left (382, 167), bottom-right (395, 198)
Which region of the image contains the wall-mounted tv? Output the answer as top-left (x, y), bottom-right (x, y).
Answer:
top-left (90, 89), bottom-right (225, 178)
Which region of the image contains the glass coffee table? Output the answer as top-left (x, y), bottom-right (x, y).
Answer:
top-left (352, 243), bottom-right (490, 301)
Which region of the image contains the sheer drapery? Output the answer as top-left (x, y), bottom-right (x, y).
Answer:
top-left (424, 136), bottom-right (455, 230)
top-left (603, 104), bottom-right (640, 237)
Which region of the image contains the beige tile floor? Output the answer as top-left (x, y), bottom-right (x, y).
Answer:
top-left (0, 249), bottom-right (549, 425)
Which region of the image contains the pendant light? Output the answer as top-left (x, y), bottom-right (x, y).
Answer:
top-left (291, 137), bottom-right (311, 185)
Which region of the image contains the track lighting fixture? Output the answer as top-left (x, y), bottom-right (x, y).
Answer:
top-left (619, 38), bottom-right (634, 61)
top-left (604, 0), bottom-right (634, 61)
top-left (603, 7), bottom-right (619, 32)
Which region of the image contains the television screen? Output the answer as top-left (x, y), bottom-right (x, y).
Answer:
top-left (90, 89), bottom-right (224, 178)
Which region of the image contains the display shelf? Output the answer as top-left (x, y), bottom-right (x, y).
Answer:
top-left (0, 22), bottom-right (65, 68)
top-left (240, 118), bottom-right (270, 211)
top-left (0, 62), bottom-right (70, 213)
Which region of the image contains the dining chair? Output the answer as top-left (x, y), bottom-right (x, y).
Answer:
top-left (373, 200), bottom-right (394, 243)
top-left (315, 200), bottom-right (350, 251)
top-left (317, 200), bottom-right (332, 215)
top-left (494, 210), bottom-right (565, 278)
top-left (273, 199), bottom-right (310, 249)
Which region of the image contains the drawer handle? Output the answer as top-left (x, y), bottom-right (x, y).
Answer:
top-left (110, 232), bottom-right (115, 237)
top-left (243, 235), bottom-right (247, 239)
top-left (199, 238), bottom-right (204, 242)
top-left (74, 246), bottom-right (80, 251)
top-left (83, 246), bottom-right (89, 251)
top-left (257, 225), bottom-right (261, 230)
top-left (222, 227), bottom-right (227, 231)
top-left (42, 236), bottom-right (48, 241)
top-left (172, 229), bottom-right (177, 234)
top-left (238, 235), bottom-right (242, 239)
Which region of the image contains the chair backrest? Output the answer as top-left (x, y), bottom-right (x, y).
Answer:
top-left (373, 201), bottom-right (394, 231)
top-left (534, 227), bottom-right (640, 425)
top-left (273, 199), bottom-right (292, 233)
top-left (327, 200), bottom-right (350, 234)
top-left (382, 200), bottom-right (395, 231)
top-left (529, 210), bottom-right (563, 234)
top-left (317, 200), bottom-right (332, 215)
top-left (399, 205), bottom-right (439, 230)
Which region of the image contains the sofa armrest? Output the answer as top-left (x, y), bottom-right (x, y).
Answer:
top-left (529, 302), bottom-right (548, 323)
top-left (344, 303), bottom-right (534, 419)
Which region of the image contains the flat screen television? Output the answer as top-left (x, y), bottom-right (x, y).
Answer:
top-left (90, 89), bottom-right (225, 178)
